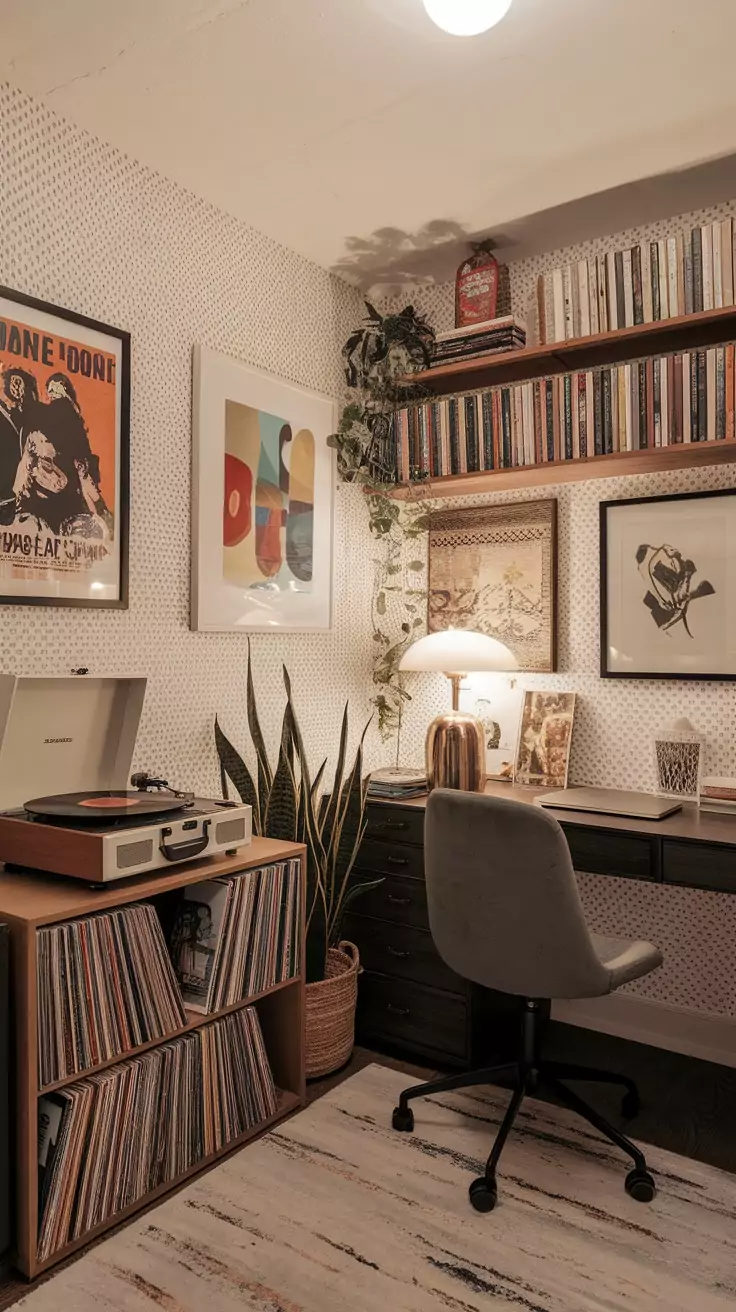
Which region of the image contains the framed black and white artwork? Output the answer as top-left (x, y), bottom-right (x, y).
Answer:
top-left (600, 489), bottom-right (736, 680)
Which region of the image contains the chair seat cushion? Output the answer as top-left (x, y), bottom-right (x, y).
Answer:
top-left (591, 933), bottom-right (663, 991)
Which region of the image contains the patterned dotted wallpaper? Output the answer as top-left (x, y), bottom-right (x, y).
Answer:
top-left (3, 80), bottom-right (736, 1023)
top-left (0, 81), bottom-right (375, 796)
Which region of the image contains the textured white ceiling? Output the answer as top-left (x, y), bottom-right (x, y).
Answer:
top-left (4, 0), bottom-right (736, 286)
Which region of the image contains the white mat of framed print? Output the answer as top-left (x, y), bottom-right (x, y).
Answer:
top-left (0, 286), bottom-right (129, 608)
top-left (191, 345), bottom-right (335, 632)
top-left (601, 490), bottom-right (736, 679)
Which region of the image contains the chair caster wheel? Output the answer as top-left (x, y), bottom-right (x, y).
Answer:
top-left (625, 1168), bottom-right (656, 1203)
top-left (621, 1090), bottom-right (640, 1119)
top-left (392, 1106), bottom-right (414, 1132)
top-left (469, 1176), bottom-right (498, 1212)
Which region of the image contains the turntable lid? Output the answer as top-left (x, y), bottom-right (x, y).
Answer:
top-left (0, 675), bottom-right (147, 813)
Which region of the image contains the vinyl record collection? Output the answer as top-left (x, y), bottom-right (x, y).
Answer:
top-left (37, 1006), bottom-right (277, 1261)
top-left (37, 904), bottom-right (187, 1089)
top-left (537, 218), bottom-right (736, 343)
top-left (169, 859), bottom-right (301, 1014)
top-left (393, 344), bottom-right (736, 479)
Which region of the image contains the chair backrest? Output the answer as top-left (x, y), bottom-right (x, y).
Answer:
top-left (424, 789), bottom-right (611, 1000)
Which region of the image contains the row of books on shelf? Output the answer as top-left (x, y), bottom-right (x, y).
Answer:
top-left (393, 345), bottom-right (736, 479)
top-left (538, 218), bottom-right (736, 344)
top-left (37, 859), bottom-right (300, 1088)
top-left (37, 1007), bottom-right (277, 1261)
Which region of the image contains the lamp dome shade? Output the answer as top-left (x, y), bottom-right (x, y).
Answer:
top-left (399, 628), bottom-right (516, 672)
top-left (422, 0), bottom-right (513, 37)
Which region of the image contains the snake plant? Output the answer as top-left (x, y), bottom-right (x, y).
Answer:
top-left (215, 644), bottom-right (380, 982)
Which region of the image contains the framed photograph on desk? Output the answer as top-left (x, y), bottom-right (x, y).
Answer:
top-left (601, 489), bottom-right (736, 679)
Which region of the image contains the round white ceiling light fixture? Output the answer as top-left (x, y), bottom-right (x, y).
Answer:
top-left (422, 0), bottom-right (513, 36)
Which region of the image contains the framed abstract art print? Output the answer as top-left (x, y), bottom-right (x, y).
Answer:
top-left (600, 489), bottom-right (736, 679)
top-left (0, 285), bottom-right (129, 608)
top-left (191, 345), bottom-right (335, 632)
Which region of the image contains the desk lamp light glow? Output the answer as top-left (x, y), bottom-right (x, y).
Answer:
top-left (400, 628), bottom-right (516, 792)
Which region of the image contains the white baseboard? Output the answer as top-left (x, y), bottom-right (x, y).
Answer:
top-left (551, 994), bottom-right (736, 1069)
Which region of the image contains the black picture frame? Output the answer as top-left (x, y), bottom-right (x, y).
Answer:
top-left (0, 285), bottom-right (130, 609)
top-left (600, 487), bottom-right (736, 681)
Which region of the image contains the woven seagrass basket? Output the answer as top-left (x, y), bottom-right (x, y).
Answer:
top-left (305, 941), bottom-right (361, 1079)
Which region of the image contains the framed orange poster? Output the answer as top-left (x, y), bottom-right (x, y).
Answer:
top-left (0, 287), bottom-right (129, 608)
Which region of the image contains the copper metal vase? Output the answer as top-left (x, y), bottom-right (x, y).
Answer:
top-left (426, 711), bottom-right (486, 792)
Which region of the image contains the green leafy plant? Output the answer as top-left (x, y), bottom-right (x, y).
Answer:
top-left (215, 643), bottom-right (381, 982)
top-left (328, 300), bottom-right (434, 485)
top-left (328, 300), bottom-right (436, 738)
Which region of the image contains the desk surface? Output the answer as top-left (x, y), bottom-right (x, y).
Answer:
top-left (386, 780), bottom-right (736, 848)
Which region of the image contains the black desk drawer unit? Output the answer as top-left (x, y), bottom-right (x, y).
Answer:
top-left (562, 824), bottom-right (658, 881)
top-left (663, 840), bottom-right (736, 894)
top-left (345, 914), bottom-right (464, 996)
top-left (358, 972), bottom-right (469, 1062)
top-left (348, 873), bottom-right (429, 930)
top-left (356, 837), bottom-right (425, 882)
top-left (351, 802), bottom-right (471, 1065)
top-left (364, 805), bottom-right (425, 847)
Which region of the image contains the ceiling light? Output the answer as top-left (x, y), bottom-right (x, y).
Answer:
top-left (422, 0), bottom-right (513, 36)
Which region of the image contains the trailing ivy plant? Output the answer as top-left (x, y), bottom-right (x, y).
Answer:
top-left (328, 300), bottom-right (436, 739)
top-left (215, 643), bottom-right (381, 983)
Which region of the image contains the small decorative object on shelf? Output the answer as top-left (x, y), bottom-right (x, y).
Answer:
top-left (654, 719), bottom-right (703, 798)
top-left (455, 241), bottom-right (501, 328)
top-left (699, 776), bottom-right (736, 815)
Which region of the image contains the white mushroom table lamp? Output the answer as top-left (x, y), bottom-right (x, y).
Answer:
top-left (399, 628), bottom-right (517, 792)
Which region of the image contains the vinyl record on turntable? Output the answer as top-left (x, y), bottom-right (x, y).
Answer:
top-left (24, 790), bottom-right (193, 821)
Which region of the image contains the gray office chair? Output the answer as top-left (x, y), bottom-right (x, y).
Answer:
top-left (391, 790), bottom-right (663, 1213)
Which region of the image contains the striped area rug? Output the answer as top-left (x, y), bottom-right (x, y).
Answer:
top-left (19, 1063), bottom-right (736, 1311)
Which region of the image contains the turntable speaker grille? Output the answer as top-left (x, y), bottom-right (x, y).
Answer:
top-left (215, 817), bottom-right (246, 845)
top-left (116, 838), bottom-right (155, 870)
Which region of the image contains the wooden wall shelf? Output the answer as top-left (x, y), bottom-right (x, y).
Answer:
top-left (405, 306), bottom-right (736, 395)
top-left (387, 439), bottom-right (736, 500)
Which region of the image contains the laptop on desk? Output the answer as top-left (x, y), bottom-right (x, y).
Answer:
top-left (537, 787), bottom-right (682, 821)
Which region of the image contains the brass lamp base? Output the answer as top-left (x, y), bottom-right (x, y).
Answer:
top-left (426, 710), bottom-right (486, 793)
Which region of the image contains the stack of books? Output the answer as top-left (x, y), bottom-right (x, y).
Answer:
top-left (431, 317), bottom-right (526, 367)
top-left (168, 859), bottom-right (301, 1014)
top-left (368, 768), bottom-right (428, 800)
top-left (538, 218), bottom-right (736, 344)
top-left (37, 1006), bottom-right (277, 1261)
top-left (393, 343), bottom-right (736, 479)
top-left (37, 904), bottom-right (187, 1089)
top-left (699, 777), bottom-right (736, 816)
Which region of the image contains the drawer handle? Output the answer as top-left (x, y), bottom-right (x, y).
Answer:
top-left (384, 820), bottom-right (408, 831)
top-left (387, 856), bottom-right (409, 867)
top-left (387, 946), bottom-right (410, 959)
top-left (387, 895), bottom-right (411, 906)
top-left (387, 1004), bottom-right (410, 1016)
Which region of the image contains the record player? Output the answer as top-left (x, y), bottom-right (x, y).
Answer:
top-left (0, 675), bottom-right (252, 884)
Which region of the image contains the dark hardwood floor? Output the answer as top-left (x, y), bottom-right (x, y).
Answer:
top-left (1, 1030), bottom-right (734, 1307)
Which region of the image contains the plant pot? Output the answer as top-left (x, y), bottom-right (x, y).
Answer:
top-left (305, 941), bottom-right (361, 1079)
